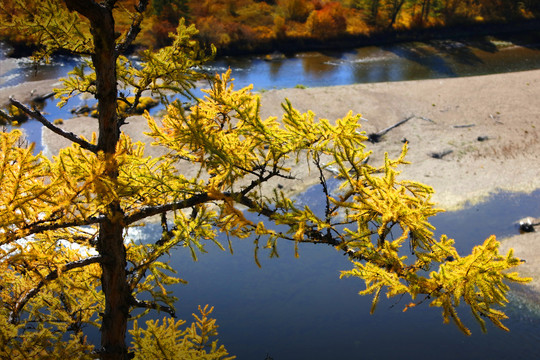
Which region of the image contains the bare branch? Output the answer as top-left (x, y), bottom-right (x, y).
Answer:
top-left (9, 255), bottom-right (103, 324)
top-left (124, 193), bottom-right (212, 226)
top-left (368, 115), bottom-right (414, 143)
top-left (130, 296), bottom-right (176, 318)
top-left (314, 153), bottom-right (334, 242)
top-left (115, 0), bottom-right (149, 56)
top-left (314, 154), bottom-right (331, 222)
top-left (240, 165), bottom-right (288, 196)
top-left (21, 215), bottom-right (106, 235)
top-left (8, 98), bottom-right (99, 153)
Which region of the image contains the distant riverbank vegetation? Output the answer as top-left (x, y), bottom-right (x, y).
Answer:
top-left (2, 0), bottom-right (540, 56)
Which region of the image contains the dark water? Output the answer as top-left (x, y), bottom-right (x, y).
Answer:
top-left (208, 35), bottom-right (540, 91)
top-left (132, 188), bottom-right (540, 360)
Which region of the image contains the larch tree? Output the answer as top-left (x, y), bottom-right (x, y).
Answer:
top-left (0, 0), bottom-right (530, 359)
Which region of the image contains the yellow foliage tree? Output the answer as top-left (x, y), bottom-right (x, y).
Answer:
top-left (0, 1), bottom-right (530, 359)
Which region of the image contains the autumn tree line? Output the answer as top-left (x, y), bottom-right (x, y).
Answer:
top-left (2, 0), bottom-right (540, 55)
top-left (187, 0), bottom-right (540, 52)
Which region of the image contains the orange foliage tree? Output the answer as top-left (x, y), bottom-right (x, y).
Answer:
top-left (307, 2), bottom-right (348, 39)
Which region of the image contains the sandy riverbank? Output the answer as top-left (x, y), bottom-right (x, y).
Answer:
top-left (260, 70), bottom-right (540, 297)
top-left (259, 70), bottom-right (540, 298)
top-left (2, 70), bottom-right (540, 297)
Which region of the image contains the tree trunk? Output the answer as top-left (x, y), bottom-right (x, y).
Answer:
top-left (63, 1), bottom-right (128, 359)
top-left (98, 209), bottom-right (130, 360)
top-left (421, 0), bottom-right (431, 23)
top-left (370, 0), bottom-right (380, 25)
top-left (388, 0), bottom-right (406, 29)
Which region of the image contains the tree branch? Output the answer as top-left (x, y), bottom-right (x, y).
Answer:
top-left (240, 165), bottom-right (282, 196)
top-left (9, 98), bottom-right (99, 153)
top-left (63, 0), bottom-right (104, 24)
top-left (124, 189), bottom-right (338, 247)
top-left (21, 215), bottom-right (106, 236)
top-left (130, 296), bottom-right (176, 318)
top-left (115, 0), bottom-right (149, 56)
top-left (2, 215), bottom-right (105, 245)
top-left (314, 154), bottom-right (331, 223)
top-left (233, 193), bottom-right (276, 219)
top-left (124, 193), bottom-right (212, 226)
top-left (9, 255), bottom-right (103, 324)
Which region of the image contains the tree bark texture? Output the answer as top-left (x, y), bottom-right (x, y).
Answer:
top-left (63, 1), bottom-right (128, 359)
top-left (388, 0), bottom-right (406, 29)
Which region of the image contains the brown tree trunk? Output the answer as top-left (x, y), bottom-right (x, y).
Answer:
top-left (422, 0), bottom-right (431, 23)
top-left (388, 0), bottom-right (406, 29)
top-left (63, 1), bottom-right (128, 359)
top-left (98, 208), bottom-right (130, 360)
top-left (370, 0), bottom-right (380, 25)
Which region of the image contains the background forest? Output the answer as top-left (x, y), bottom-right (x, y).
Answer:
top-left (2, 0), bottom-right (540, 54)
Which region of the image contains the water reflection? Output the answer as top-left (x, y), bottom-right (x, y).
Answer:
top-left (382, 42), bottom-right (458, 77)
top-left (3, 33), bottom-right (540, 93)
top-left (0, 54), bottom-right (81, 88)
top-left (300, 53), bottom-right (338, 79)
top-left (431, 189), bottom-right (540, 253)
top-left (208, 34), bottom-right (540, 93)
top-left (155, 189), bottom-right (540, 360)
top-left (267, 59), bottom-right (285, 78)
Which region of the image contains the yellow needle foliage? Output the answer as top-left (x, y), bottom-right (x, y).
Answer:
top-left (130, 305), bottom-right (234, 360)
top-left (0, 68), bottom-right (531, 357)
top-left (0, 0), bottom-right (532, 358)
top-left (145, 71), bottom-right (530, 335)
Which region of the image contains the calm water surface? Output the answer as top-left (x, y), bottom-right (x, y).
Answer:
top-left (137, 188), bottom-right (540, 360)
top-left (209, 35), bottom-right (540, 90)
top-left (3, 34), bottom-right (540, 150)
top-left (3, 34), bottom-right (540, 90)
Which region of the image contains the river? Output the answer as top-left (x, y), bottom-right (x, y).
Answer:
top-left (4, 33), bottom-right (540, 91)
top-left (212, 34), bottom-right (540, 91)
top-left (4, 32), bottom-right (540, 150)
top-left (164, 188), bottom-right (540, 360)
top-left (2, 34), bottom-right (540, 359)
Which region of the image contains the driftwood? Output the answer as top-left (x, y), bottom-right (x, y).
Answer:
top-left (416, 116), bottom-right (435, 123)
top-left (324, 157), bottom-right (370, 178)
top-left (368, 115), bottom-right (414, 143)
top-left (31, 92), bottom-right (55, 103)
top-left (489, 114), bottom-right (503, 124)
top-left (518, 217), bottom-right (540, 233)
top-left (71, 104), bottom-right (93, 115)
top-left (367, 115), bottom-right (434, 143)
top-left (429, 150), bottom-right (453, 159)
top-left (453, 124), bottom-right (475, 128)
